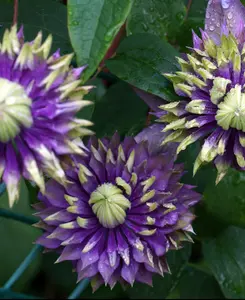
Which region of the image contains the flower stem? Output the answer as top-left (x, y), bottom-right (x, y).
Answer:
top-left (185, 0), bottom-right (192, 21)
top-left (0, 288), bottom-right (40, 299)
top-left (0, 183), bottom-right (6, 196)
top-left (3, 244), bottom-right (42, 290)
top-left (68, 279), bottom-right (90, 299)
top-left (0, 208), bottom-right (38, 225)
top-left (13, 0), bottom-right (19, 25)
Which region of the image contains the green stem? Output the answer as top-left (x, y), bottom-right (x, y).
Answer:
top-left (0, 288), bottom-right (40, 299)
top-left (68, 279), bottom-right (90, 299)
top-left (0, 208), bottom-right (38, 225)
top-left (0, 183), bottom-right (6, 196)
top-left (4, 244), bottom-right (42, 290)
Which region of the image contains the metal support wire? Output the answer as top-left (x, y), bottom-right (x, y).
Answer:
top-left (3, 244), bottom-right (42, 290)
top-left (0, 208), bottom-right (38, 225)
top-left (68, 279), bottom-right (90, 299)
top-left (0, 181), bottom-right (90, 298)
top-left (0, 287), bottom-right (40, 299)
top-left (0, 182), bottom-right (6, 195)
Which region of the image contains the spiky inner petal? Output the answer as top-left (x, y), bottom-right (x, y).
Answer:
top-left (89, 183), bottom-right (131, 228)
top-left (0, 78), bottom-right (32, 142)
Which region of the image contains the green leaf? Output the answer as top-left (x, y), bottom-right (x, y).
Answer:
top-left (203, 226), bottom-right (245, 299)
top-left (193, 204), bottom-right (229, 239)
top-left (76, 78), bottom-right (107, 121)
top-left (126, 245), bottom-right (191, 299)
top-left (127, 0), bottom-right (186, 41)
top-left (40, 252), bottom-right (77, 295)
top-left (167, 266), bottom-right (224, 299)
top-left (0, 181), bottom-right (41, 291)
top-left (203, 168), bottom-right (245, 228)
top-left (175, 0), bottom-right (206, 51)
top-left (0, 0), bottom-right (72, 54)
top-left (176, 143), bottom-right (216, 194)
top-left (68, 0), bottom-right (133, 83)
top-left (106, 33), bottom-right (180, 101)
top-left (92, 81), bottom-right (148, 137)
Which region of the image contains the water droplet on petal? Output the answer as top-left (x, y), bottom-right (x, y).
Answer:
top-left (227, 12), bottom-right (233, 20)
top-left (209, 25), bottom-right (215, 31)
top-left (221, 0), bottom-right (231, 9)
top-left (142, 23), bottom-right (149, 32)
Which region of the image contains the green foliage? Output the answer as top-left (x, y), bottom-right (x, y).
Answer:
top-left (1, 0), bottom-right (245, 299)
top-left (106, 33), bottom-right (180, 100)
top-left (126, 0), bottom-right (186, 41)
top-left (204, 169), bottom-right (245, 228)
top-left (68, 0), bottom-right (133, 83)
top-left (0, 181), bottom-right (41, 291)
top-left (0, 0), bottom-right (72, 54)
top-left (92, 81), bottom-right (148, 137)
top-left (203, 227), bottom-right (245, 298)
top-left (168, 267), bottom-right (224, 299)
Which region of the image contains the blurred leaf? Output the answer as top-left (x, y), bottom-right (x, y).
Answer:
top-left (0, 0), bottom-right (72, 54)
top-left (127, 0), bottom-right (186, 40)
top-left (174, 0), bottom-right (207, 50)
top-left (126, 245), bottom-right (191, 299)
top-left (40, 252), bottom-right (77, 296)
top-left (92, 81), bottom-right (148, 137)
top-left (68, 0), bottom-right (133, 83)
top-left (76, 78), bottom-right (107, 121)
top-left (177, 143), bottom-right (216, 194)
top-left (203, 168), bottom-right (245, 228)
top-left (193, 204), bottom-right (228, 239)
top-left (167, 266), bottom-right (223, 299)
top-left (0, 181), bottom-right (41, 291)
top-left (107, 33), bottom-right (180, 100)
top-left (203, 226), bottom-right (245, 299)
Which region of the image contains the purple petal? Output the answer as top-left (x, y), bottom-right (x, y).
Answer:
top-left (121, 260), bottom-right (139, 285)
top-left (205, 0), bottom-right (245, 44)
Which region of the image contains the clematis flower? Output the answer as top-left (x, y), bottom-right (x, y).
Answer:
top-left (0, 25), bottom-right (93, 206)
top-left (34, 131), bottom-right (200, 291)
top-left (157, 0), bottom-right (245, 183)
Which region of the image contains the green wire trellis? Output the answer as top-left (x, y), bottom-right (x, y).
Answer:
top-left (0, 183), bottom-right (90, 299)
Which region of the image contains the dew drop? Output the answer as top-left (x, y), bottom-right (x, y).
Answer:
top-left (221, 0), bottom-right (231, 9)
top-left (227, 12), bottom-right (233, 20)
top-left (206, 12), bottom-right (210, 19)
top-left (217, 22), bottom-right (220, 28)
top-left (142, 23), bottom-right (149, 32)
top-left (209, 25), bottom-right (215, 31)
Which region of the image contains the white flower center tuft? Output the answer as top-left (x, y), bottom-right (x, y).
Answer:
top-left (0, 78), bottom-right (33, 142)
top-left (89, 183), bottom-right (131, 228)
top-left (216, 84), bottom-right (245, 131)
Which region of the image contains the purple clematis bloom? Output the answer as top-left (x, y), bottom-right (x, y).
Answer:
top-left (157, 0), bottom-right (245, 183)
top-left (34, 132), bottom-right (200, 291)
top-left (0, 26), bottom-right (93, 206)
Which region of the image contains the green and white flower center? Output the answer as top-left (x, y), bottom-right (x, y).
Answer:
top-left (0, 78), bottom-right (33, 142)
top-left (216, 84), bottom-right (245, 131)
top-left (89, 183), bottom-right (131, 228)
